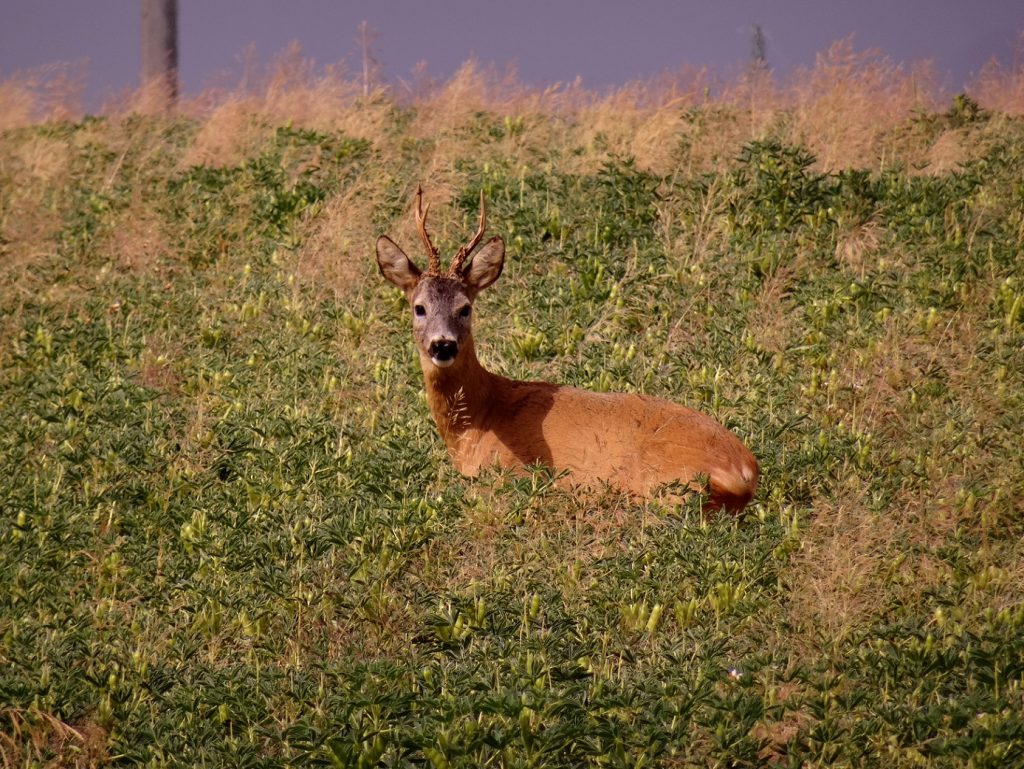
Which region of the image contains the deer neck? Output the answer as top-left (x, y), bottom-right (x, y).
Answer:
top-left (420, 337), bottom-right (499, 449)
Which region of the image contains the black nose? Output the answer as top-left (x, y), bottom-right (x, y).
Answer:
top-left (429, 340), bottom-right (458, 361)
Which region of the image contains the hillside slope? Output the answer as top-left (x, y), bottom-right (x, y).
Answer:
top-left (2, 83), bottom-right (1023, 766)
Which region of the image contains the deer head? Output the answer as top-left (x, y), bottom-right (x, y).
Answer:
top-left (376, 188), bottom-right (505, 369)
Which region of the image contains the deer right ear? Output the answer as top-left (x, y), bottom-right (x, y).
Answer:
top-left (376, 236), bottom-right (422, 293)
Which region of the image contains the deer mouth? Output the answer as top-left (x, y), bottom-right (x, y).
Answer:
top-left (428, 339), bottom-right (458, 367)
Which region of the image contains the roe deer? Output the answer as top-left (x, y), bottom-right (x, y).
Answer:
top-left (376, 189), bottom-right (758, 511)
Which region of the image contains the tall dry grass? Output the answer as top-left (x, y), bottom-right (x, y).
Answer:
top-left (4, 35), bottom-right (1021, 316)
top-left (969, 31), bottom-right (1024, 114)
top-left (0, 62), bottom-right (85, 131)
top-left (786, 38), bottom-right (940, 169)
top-left (2, 35), bottom-right (1022, 173)
top-left (3, 36), bottom-right (1022, 327)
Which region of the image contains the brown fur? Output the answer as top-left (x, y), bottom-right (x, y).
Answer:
top-left (376, 201), bottom-right (758, 512)
top-left (424, 338), bottom-right (758, 510)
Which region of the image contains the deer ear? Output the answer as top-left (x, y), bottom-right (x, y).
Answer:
top-left (462, 237), bottom-right (504, 295)
top-left (376, 236), bottom-right (422, 293)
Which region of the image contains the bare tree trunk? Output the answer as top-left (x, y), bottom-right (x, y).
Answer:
top-left (356, 20), bottom-right (380, 99)
top-left (141, 0), bottom-right (178, 110)
top-left (750, 23), bottom-right (767, 69)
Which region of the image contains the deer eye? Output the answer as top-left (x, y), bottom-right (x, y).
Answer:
top-left (414, 305), bottom-right (426, 317)
top-left (458, 306), bottom-right (471, 318)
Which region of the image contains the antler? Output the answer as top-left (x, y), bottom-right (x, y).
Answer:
top-left (449, 190), bottom-right (487, 275)
top-left (414, 186), bottom-right (441, 274)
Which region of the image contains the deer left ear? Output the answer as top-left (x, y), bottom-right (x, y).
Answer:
top-left (462, 237), bottom-right (504, 295)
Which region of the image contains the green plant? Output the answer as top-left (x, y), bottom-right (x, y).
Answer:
top-left (2, 94), bottom-right (1022, 768)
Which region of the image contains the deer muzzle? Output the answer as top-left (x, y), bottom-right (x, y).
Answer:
top-left (428, 339), bottom-right (459, 367)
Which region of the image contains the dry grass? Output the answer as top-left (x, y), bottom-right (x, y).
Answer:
top-left (410, 60), bottom-right (524, 136)
top-left (426, 475), bottom-right (658, 595)
top-left (0, 132), bottom-right (71, 267)
top-left (0, 33), bottom-right (996, 194)
top-left (785, 458), bottom-right (1023, 650)
top-left (134, 333), bottom-right (183, 398)
top-left (0, 134), bottom-right (72, 336)
top-left (105, 195), bottom-right (172, 274)
top-left (294, 176), bottom-right (385, 301)
top-left (747, 266), bottom-right (800, 354)
top-left (787, 490), bottom-right (944, 643)
top-left (3, 35), bottom-right (1019, 197)
top-left (970, 32), bottom-right (1024, 115)
top-left (834, 220), bottom-right (884, 277)
top-left (788, 39), bottom-right (940, 170)
top-left (179, 99), bottom-right (273, 169)
top-left (783, 270), bottom-right (1020, 647)
top-left (182, 42), bottom-right (396, 143)
top-left (924, 129), bottom-right (970, 174)
top-left (0, 40), bottom-right (986, 132)
top-left (0, 63), bottom-right (84, 131)
top-left (0, 708), bottom-right (107, 769)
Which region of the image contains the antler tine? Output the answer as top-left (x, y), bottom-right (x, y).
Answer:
top-left (414, 186), bottom-right (441, 274)
top-left (450, 189), bottom-right (487, 275)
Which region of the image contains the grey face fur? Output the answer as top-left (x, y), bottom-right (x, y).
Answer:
top-left (409, 276), bottom-right (473, 367)
top-left (375, 234), bottom-right (505, 369)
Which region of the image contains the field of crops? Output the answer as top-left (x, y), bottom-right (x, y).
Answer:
top-left (2, 53), bottom-right (1023, 766)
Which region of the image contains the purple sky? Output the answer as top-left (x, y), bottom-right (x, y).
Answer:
top-left (2, 1), bottom-right (1022, 108)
